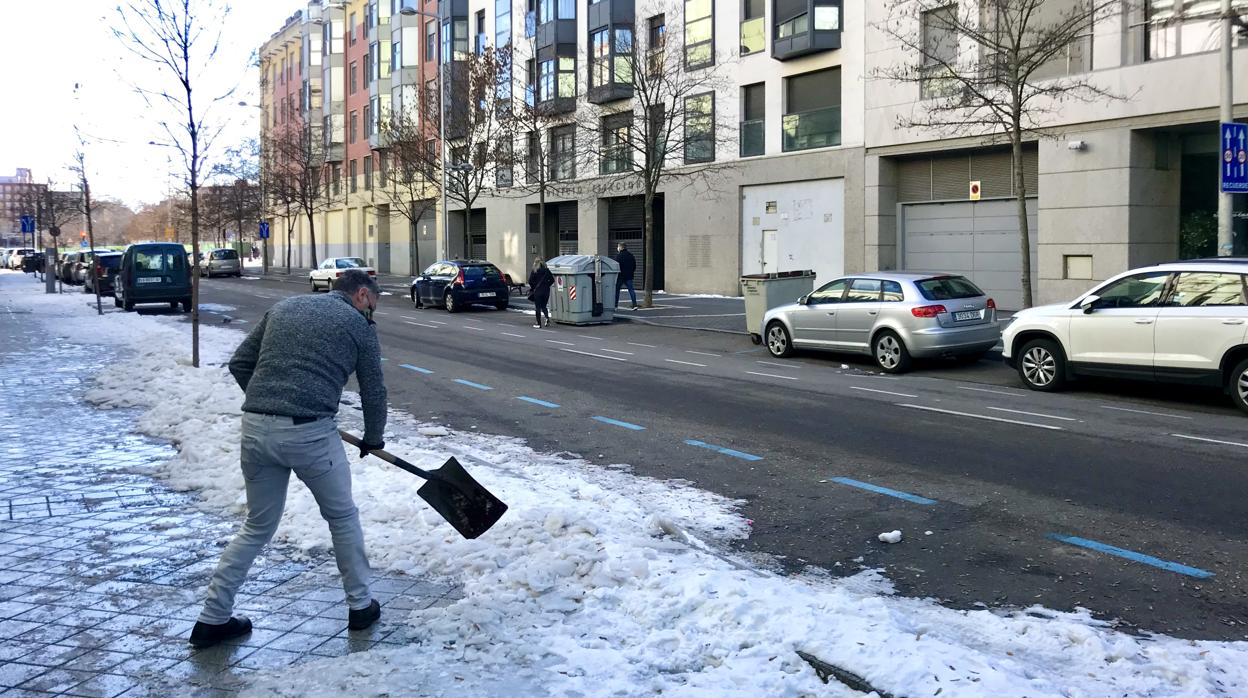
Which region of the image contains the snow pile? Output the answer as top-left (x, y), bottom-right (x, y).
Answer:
top-left (6, 275), bottom-right (1247, 698)
top-left (877, 530), bottom-right (903, 544)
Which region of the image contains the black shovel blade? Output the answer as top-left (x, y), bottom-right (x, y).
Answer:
top-left (417, 456), bottom-right (508, 539)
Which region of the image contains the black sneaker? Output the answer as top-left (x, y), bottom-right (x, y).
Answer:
top-left (347, 599), bottom-right (381, 630)
top-left (188, 616), bottom-right (252, 649)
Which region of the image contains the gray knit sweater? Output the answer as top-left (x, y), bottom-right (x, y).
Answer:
top-left (229, 290), bottom-right (387, 443)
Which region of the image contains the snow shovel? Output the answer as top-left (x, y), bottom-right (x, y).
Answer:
top-left (339, 430), bottom-right (507, 539)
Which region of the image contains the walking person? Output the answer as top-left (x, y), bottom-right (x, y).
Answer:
top-left (615, 243), bottom-right (638, 310)
top-left (189, 269), bottom-right (388, 649)
top-left (528, 257), bottom-right (554, 328)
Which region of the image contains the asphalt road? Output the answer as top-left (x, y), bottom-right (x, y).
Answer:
top-left (163, 273), bottom-right (1248, 640)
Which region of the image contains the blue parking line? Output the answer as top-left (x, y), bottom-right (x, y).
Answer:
top-left (399, 364), bottom-right (433, 374)
top-left (1047, 533), bottom-right (1214, 579)
top-left (454, 379), bottom-right (493, 391)
top-left (830, 477), bottom-right (937, 505)
top-left (684, 439), bottom-right (762, 462)
top-left (517, 396), bottom-right (560, 408)
top-left (592, 416), bottom-right (645, 431)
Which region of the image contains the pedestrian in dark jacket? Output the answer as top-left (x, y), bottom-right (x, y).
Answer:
top-left (615, 243), bottom-right (637, 309)
top-left (189, 269), bottom-right (387, 649)
top-left (528, 257), bottom-right (555, 328)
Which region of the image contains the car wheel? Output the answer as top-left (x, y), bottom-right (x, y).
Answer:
top-left (169, 301), bottom-right (179, 310)
top-left (182, 298), bottom-right (192, 312)
top-left (310, 278), bottom-right (318, 292)
top-left (765, 321), bottom-right (793, 358)
top-left (495, 301), bottom-right (508, 312)
top-left (874, 330), bottom-right (912, 374)
top-left (444, 291), bottom-right (459, 313)
top-left (1017, 338), bottom-right (1067, 392)
top-left (123, 299), bottom-right (134, 312)
top-left (113, 296), bottom-right (122, 308)
top-left (1229, 358), bottom-right (1248, 415)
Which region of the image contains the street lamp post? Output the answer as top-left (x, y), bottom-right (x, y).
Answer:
top-left (400, 2), bottom-right (449, 260)
top-left (239, 101), bottom-right (269, 275)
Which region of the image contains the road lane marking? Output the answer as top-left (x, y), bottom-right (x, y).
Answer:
top-left (592, 416), bottom-right (645, 430)
top-left (453, 379), bottom-right (493, 391)
top-left (560, 348), bottom-right (627, 362)
top-left (577, 335), bottom-right (603, 341)
top-left (401, 315), bottom-right (420, 320)
top-left (399, 364), bottom-right (433, 374)
top-left (426, 320), bottom-right (447, 325)
top-left (1102, 405), bottom-right (1194, 420)
top-left (533, 328), bottom-right (557, 334)
top-left (1046, 533), bottom-right (1213, 579)
top-left (546, 340), bottom-right (576, 346)
top-left (600, 348), bottom-right (634, 356)
top-left (517, 396), bottom-right (560, 408)
top-left (985, 406), bottom-right (1077, 422)
top-left (463, 325), bottom-right (485, 331)
top-left (745, 371), bottom-right (799, 381)
top-left (850, 386), bottom-right (919, 399)
top-left (404, 321), bottom-right (439, 328)
top-left (501, 332), bottom-right (526, 338)
top-left (686, 350), bottom-right (720, 358)
top-left (1171, 434), bottom-right (1248, 449)
top-left (684, 439), bottom-right (762, 461)
top-left (829, 477), bottom-right (937, 505)
top-left (628, 342), bottom-right (657, 348)
top-left (897, 404), bottom-right (1063, 431)
top-left (756, 360), bottom-right (796, 369)
top-left (958, 386), bottom-right (1026, 397)
top-left (665, 359), bottom-right (707, 367)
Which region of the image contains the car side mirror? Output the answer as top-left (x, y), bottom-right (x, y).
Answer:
top-left (1080, 295), bottom-right (1100, 314)
top-left (798, 295), bottom-right (809, 306)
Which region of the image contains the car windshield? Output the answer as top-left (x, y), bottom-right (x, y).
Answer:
top-left (916, 276), bottom-right (984, 301)
top-left (211, 250), bottom-right (238, 260)
top-left (336, 258), bottom-right (365, 269)
top-left (463, 265), bottom-right (502, 281)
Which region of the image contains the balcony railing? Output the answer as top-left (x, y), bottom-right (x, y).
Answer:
top-left (740, 17), bottom-right (764, 56)
top-left (739, 119), bottom-right (764, 157)
top-left (781, 106), bottom-right (840, 152)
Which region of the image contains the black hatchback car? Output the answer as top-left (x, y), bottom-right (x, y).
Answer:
top-left (411, 260), bottom-right (509, 312)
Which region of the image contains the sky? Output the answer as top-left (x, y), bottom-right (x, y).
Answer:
top-left (0, 0), bottom-right (303, 209)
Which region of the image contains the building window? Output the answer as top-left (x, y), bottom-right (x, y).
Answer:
top-left (378, 151), bottom-right (388, 187)
top-left (684, 93), bottom-right (714, 163)
top-left (349, 12), bottom-right (358, 45)
top-left (684, 0), bottom-right (713, 68)
top-left (590, 29), bottom-right (610, 87)
top-left (525, 58), bottom-right (536, 106)
top-left (740, 82), bottom-right (764, 157)
top-left (443, 19), bottom-right (469, 61)
top-left (783, 67), bottom-right (840, 151)
top-left (538, 0), bottom-right (576, 23)
top-left (497, 0), bottom-right (513, 104)
top-left (920, 4), bottom-right (959, 98)
top-left (393, 40), bottom-right (402, 70)
top-left (350, 61), bottom-right (358, 94)
top-left (331, 165), bottom-right (342, 196)
top-left (349, 159), bottom-right (358, 192)
top-left (371, 96), bottom-right (381, 136)
top-left (741, 0), bottom-right (764, 55)
top-left (426, 19), bottom-right (437, 61)
top-left (550, 125), bottom-right (576, 180)
top-left (364, 103), bottom-right (373, 137)
top-left (497, 138), bottom-right (514, 187)
top-left (475, 10), bottom-right (487, 54)
top-left (591, 27), bottom-right (635, 89)
top-left (1134, 0), bottom-right (1244, 62)
top-left (526, 131), bottom-right (539, 183)
top-left (365, 45), bottom-right (375, 83)
top-left (538, 57), bottom-right (576, 103)
top-left (648, 14), bottom-right (667, 72)
top-left (350, 110), bottom-right (359, 144)
top-left (600, 113), bottom-right (633, 175)
top-left (364, 155), bottom-right (373, 190)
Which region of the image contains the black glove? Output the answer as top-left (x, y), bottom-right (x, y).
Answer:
top-left (359, 440), bottom-right (384, 458)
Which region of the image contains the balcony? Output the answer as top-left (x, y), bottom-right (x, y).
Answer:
top-left (740, 17), bottom-right (764, 56)
top-left (772, 0), bottom-right (841, 61)
top-left (739, 119), bottom-right (764, 157)
top-left (587, 82), bottom-right (633, 104)
top-left (781, 106), bottom-right (839, 152)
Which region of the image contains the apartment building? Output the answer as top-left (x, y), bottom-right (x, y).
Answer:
top-left (1, 169), bottom-right (47, 245)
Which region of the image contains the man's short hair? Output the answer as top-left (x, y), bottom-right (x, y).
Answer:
top-left (617, 243), bottom-right (626, 250)
top-left (334, 268), bottom-right (380, 296)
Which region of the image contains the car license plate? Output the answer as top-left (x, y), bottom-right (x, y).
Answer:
top-left (478, 291), bottom-right (496, 298)
top-left (954, 310), bottom-right (981, 322)
top-left (138, 277), bottom-right (163, 284)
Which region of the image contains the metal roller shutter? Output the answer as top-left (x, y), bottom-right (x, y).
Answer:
top-left (469, 212), bottom-right (486, 260)
top-left (607, 197), bottom-right (646, 290)
top-left (557, 203), bottom-right (578, 256)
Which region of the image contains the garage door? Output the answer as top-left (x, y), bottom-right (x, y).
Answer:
top-left (902, 198), bottom-right (1037, 310)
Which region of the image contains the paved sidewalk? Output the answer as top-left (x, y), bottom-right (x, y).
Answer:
top-left (0, 301), bottom-right (457, 697)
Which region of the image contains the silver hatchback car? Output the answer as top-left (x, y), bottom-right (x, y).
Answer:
top-left (761, 273), bottom-right (1001, 373)
top-left (200, 248), bottom-right (242, 278)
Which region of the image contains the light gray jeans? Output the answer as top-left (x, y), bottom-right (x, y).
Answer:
top-left (199, 412), bottom-right (372, 624)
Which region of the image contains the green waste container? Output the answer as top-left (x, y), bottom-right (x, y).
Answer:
top-left (741, 270), bottom-right (817, 344)
top-left (547, 254), bottom-right (620, 325)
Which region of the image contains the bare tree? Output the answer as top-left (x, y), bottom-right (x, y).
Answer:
top-left (211, 138), bottom-right (262, 251)
top-left (115, 0), bottom-right (235, 367)
top-left (875, 0), bottom-right (1128, 308)
top-left (267, 123), bottom-right (330, 271)
top-left (70, 140), bottom-right (103, 315)
top-left (378, 106), bottom-right (439, 275)
top-left (16, 184), bottom-right (79, 287)
top-left (575, 1), bottom-right (735, 307)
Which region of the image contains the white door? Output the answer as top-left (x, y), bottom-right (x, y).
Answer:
top-left (761, 230), bottom-right (778, 274)
top-left (1154, 272), bottom-right (1248, 374)
top-left (1068, 271), bottom-right (1171, 368)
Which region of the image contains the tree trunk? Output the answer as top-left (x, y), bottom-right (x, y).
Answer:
top-left (464, 203), bottom-right (472, 260)
top-left (642, 189), bottom-right (654, 308)
top-left (190, 180), bottom-right (201, 369)
top-left (1011, 128), bottom-right (1033, 309)
top-left (84, 178), bottom-right (101, 316)
top-left (538, 183), bottom-right (547, 261)
top-left (307, 211), bottom-right (319, 268)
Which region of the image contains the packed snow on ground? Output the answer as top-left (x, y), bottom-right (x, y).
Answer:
top-left (4, 274), bottom-right (1246, 698)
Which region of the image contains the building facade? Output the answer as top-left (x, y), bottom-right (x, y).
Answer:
top-left (261, 0), bottom-right (1248, 307)
top-left (1, 169), bottom-right (47, 246)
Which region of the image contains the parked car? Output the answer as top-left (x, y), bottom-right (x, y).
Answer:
top-left (309, 257), bottom-right (376, 292)
top-left (73, 250), bottom-right (115, 284)
top-left (410, 260), bottom-right (510, 313)
top-left (762, 272), bottom-right (1000, 373)
top-left (7, 248), bottom-right (36, 270)
top-left (0, 249), bottom-right (13, 268)
top-left (200, 248), bottom-right (242, 278)
top-left (83, 251), bottom-right (123, 296)
top-left (57, 252), bottom-right (80, 283)
top-left (1003, 259), bottom-right (1248, 414)
top-left (113, 243), bottom-right (192, 312)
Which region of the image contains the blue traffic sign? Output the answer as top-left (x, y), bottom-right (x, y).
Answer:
top-left (258, 221), bottom-right (270, 240)
top-left (19, 215), bottom-right (34, 233)
top-left (1221, 122), bottom-right (1248, 194)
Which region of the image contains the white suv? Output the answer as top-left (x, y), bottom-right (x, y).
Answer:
top-left (1003, 260), bottom-right (1248, 414)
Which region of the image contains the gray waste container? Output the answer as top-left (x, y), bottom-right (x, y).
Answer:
top-left (547, 254), bottom-right (620, 325)
top-left (740, 270), bottom-right (817, 344)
